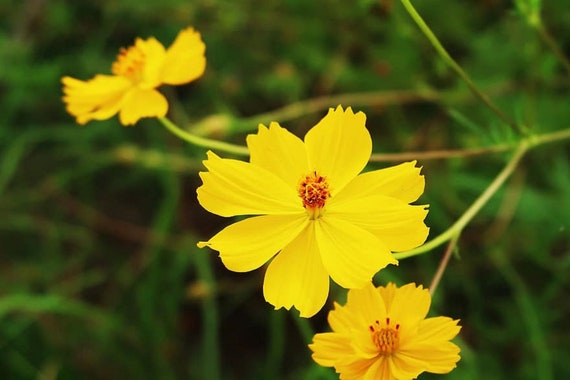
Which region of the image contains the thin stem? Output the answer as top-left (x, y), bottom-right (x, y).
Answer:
top-left (394, 140), bottom-right (529, 260)
top-left (429, 235), bottom-right (459, 296)
top-left (158, 117), bottom-right (249, 156)
top-left (189, 83), bottom-right (514, 137)
top-left (535, 22), bottom-right (570, 74)
top-left (399, 0), bottom-right (521, 133)
top-left (369, 142), bottom-right (514, 162)
top-left (529, 127), bottom-right (570, 146)
top-left (370, 126), bottom-right (570, 162)
top-left (117, 127), bottom-right (569, 172)
top-left (242, 89), bottom-right (440, 129)
top-left (242, 85), bottom-right (512, 132)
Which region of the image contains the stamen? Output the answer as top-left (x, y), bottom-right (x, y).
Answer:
top-left (111, 45), bottom-right (146, 82)
top-left (369, 317), bottom-right (400, 355)
top-left (297, 171), bottom-right (331, 219)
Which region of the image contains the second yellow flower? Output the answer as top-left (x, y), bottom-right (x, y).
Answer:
top-left (62, 27), bottom-right (206, 126)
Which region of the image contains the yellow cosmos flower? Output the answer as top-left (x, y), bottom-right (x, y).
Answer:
top-left (62, 27), bottom-right (206, 126)
top-left (197, 106), bottom-right (429, 317)
top-left (309, 282), bottom-right (461, 379)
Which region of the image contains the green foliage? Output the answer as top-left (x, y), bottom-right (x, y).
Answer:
top-left (1, 0), bottom-right (569, 379)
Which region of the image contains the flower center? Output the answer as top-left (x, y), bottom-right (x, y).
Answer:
top-left (369, 318), bottom-right (400, 355)
top-left (111, 45), bottom-right (146, 83)
top-left (298, 171), bottom-right (331, 219)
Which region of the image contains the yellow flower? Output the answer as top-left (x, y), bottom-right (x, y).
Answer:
top-left (62, 27), bottom-right (206, 126)
top-left (309, 282), bottom-right (461, 379)
top-left (197, 106), bottom-right (429, 317)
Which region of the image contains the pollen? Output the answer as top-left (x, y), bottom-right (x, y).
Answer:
top-left (111, 45), bottom-right (146, 82)
top-left (369, 318), bottom-right (400, 355)
top-left (298, 171), bottom-right (331, 218)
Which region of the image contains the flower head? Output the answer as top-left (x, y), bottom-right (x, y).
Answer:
top-left (197, 106), bottom-right (429, 317)
top-left (309, 282), bottom-right (461, 379)
top-left (62, 27), bottom-right (206, 126)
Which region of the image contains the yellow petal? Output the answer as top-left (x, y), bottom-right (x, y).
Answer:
top-left (309, 332), bottom-right (350, 367)
top-left (345, 285), bottom-right (403, 361)
top-left (135, 37), bottom-right (166, 88)
top-left (161, 27), bottom-right (206, 85)
top-left (197, 151), bottom-right (303, 217)
top-left (327, 302), bottom-right (352, 333)
top-left (398, 327), bottom-right (461, 374)
top-left (414, 317), bottom-right (462, 343)
top-left (333, 161), bottom-right (425, 204)
top-left (363, 356), bottom-right (390, 380)
top-left (315, 216), bottom-right (397, 289)
top-left (336, 356), bottom-right (378, 380)
top-left (422, 343), bottom-right (461, 374)
top-left (246, 122), bottom-right (308, 187)
top-left (118, 88), bottom-right (168, 125)
top-left (345, 283), bottom-right (386, 328)
top-left (263, 223), bottom-right (329, 317)
top-left (327, 194), bottom-right (429, 252)
top-left (198, 214), bottom-right (308, 272)
top-left (389, 283), bottom-right (431, 330)
top-left (304, 106), bottom-right (371, 193)
top-left (351, 330), bottom-right (383, 360)
top-left (377, 282), bottom-right (397, 311)
top-left (61, 75), bottom-right (131, 125)
top-left (387, 353), bottom-right (426, 379)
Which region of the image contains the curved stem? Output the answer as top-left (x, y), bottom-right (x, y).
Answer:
top-left (399, 0), bottom-right (521, 134)
top-left (241, 89), bottom-right (440, 130)
top-left (370, 142), bottom-right (514, 162)
top-left (122, 127), bottom-right (569, 172)
top-left (394, 140), bottom-right (529, 260)
top-left (189, 83), bottom-right (515, 137)
top-left (158, 117), bottom-right (249, 156)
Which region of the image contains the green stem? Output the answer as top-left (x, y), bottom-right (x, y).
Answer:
top-left (241, 89), bottom-right (440, 130)
top-left (371, 128), bottom-right (570, 162)
top-left (399, 0), bottom-right (521, 133)
top-left (158, 117), bottom-right (249, 156)
top-left (370, 142), bottom-right (515, 162)
top-left (529, 126), bottom-right (570, 146)
top-left (535, 22), bottom-right (570, 74)
top-left (428, 234), bottom-right (459, 296)
top-left (189, 83), bottom-right (514, 137)
top-left (118, 126), bottom-right (569, 172)
top-left (394, 140), bottom-right (528, 260)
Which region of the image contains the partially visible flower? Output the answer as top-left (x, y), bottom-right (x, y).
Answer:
top-left (197, 106), bottom-right (429, 317)
top-left (62, 27), bottom-right (206, 126)
top-left (309, 282), bottom-right (461, 379)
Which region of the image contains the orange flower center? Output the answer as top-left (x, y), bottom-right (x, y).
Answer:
top-left (111, 45), bottom-right (146, 83)
top-left (298, 171), bottom-right (331, 219)
top-left (369, 318), bottom-right (400, 355)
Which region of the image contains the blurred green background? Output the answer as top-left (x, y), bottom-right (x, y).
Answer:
top-left (1, 0), bottom-right (569, 379)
